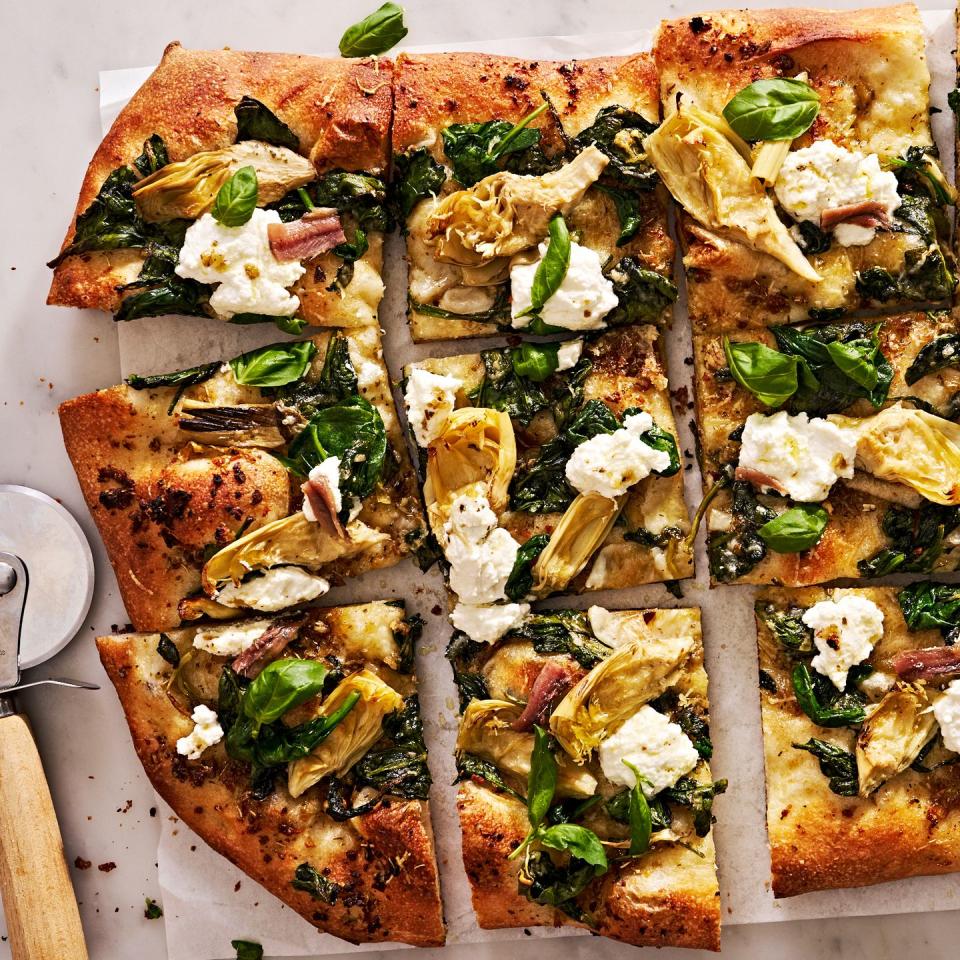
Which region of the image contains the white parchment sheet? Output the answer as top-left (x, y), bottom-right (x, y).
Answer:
top-left (100, 12), bottom-right (960, 958)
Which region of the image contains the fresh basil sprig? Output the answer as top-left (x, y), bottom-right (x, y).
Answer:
top-left (339, 2), bottom-right (408, 57)
top-left (511, 343), bottom-right (560, 382)
top-left (723, 337), bottom-right (809, 408)
top-left (243, 659), bottom-right (329, 734)
top-left (518, 215), bottom-right (571, 319)
top-left (624, 761), bottom-right (652, 856)
top-left (229, 341), bottom-right (317, 388)
top-left (212, 166), bottom-right (258, 227)
top-left (722, 78), bottom-right (820, 142)
top-left (759, 503), bottom-right (829, 553)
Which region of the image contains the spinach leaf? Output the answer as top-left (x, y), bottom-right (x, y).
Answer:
top-left (211, 166), bottom-right (258, 227)
top-left (518, 215), bottom-right (571, 319)
top-left (791, 662), bottom-right (866, 728)
top-left (276, 333), bottom-right (358, 419)
top-left (527, 726), bottom-right (557, 829)
top-left (234, 95), bottom-right (299, 151)
top-left (450, 667), bottom-right (489, 711)
top-left (243, 659), bottom-right (328, 732)
top-left (339, 2), bottom-right (408, 57)
top-left (624, 525), bottom-right (685, 548)
top-left (565, 398), bottom-right (620, 446)
top-left (509, 438), bottom-right (577, 514)
top-left (607, 789), bottom-right (671, 833)
top-left (898, 582), bottom-right (960, 642)
top-left (409, 285), bottom-right (512, 326)
top-left (114, 277), bottom-right (211, 322)
top-left (229, 312), bottom-right (307, 335)
top-left (313, 171), bottom-right (390, 232)
top-left (229, 341), bottom-right (316, 388)
top-left (231, 941), bottom-right (263, 960)
top-left (353, 696), bottom-right (431, 799)
top-left (756, 602), bottom-right (813, 654)
top-left (511, 343), bottom-right (560, 383)
top-left (636, 417), bottom-right (681, 477)
top-left (758, 503), bottom-right (829, 553)
top-left (858, 503), bottom-right (960, 577)
top-left (156, 634), bottom-right (181, 668)
top-left (503, 610), bottom-right (610, 669)
top-left (722, 78), bottom-right (819, 141)
top-left (708, 480), bottom-right (776, 582)
top-left (662, 777), bottom-right (727, 837)
top-left (905, 333), bottom-right (960, 385)
top-left (794, 220), bottom-right (831, 255)
top-left (595, 184), bottom-right (642, 245)
top-left (469, 348), bottom-right (550, 425)
top-left (133, 134), bottom-right (169, 176)
top-left (605, 257), bottom-right (678, 325)
top-left (521, 851), bottom-right (596, 922)
top-left (887, 146), bottom-right (954, 208)
top-left (455, 753), bottom-right (523, 801)
top-left (950, 89), bottom-right (960, 115)
top-left (793, 738), bottom-right (858, 796)
top-left (505, 533), bottom-right (550, 602)
top-left (538, 823), bottom-right (608, 871)
top-left (573, 105), bottom-right (658, 189)
top-left (143, 898), bottom-right (163, 920)
top-left (675, 707), bottom-right (713, 760)
top-left (390, 148), bottom-right (446, 225)
top-left (126, 361), bottom-right (219, 393)
top-left (723, 338), bottom-right (808, 408)
top-left (291, 862), bottom-right (339, 904)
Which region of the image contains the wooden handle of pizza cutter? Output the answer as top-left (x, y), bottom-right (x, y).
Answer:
top-left (0, 712), bottom-right (88, 960)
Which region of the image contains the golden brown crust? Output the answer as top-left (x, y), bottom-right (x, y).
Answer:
top-left (756, 586), bottom-right (960, 897)
top-left (96, 615), bottom-right (444, 946)
top-left (48, 42), bottom-right (392, 317)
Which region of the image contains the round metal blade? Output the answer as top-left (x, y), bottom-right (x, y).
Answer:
top-left (0, 485), bottom-right (94, 668)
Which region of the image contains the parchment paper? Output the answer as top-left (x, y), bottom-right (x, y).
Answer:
top-left (101, 12), bottom-right (960, 958)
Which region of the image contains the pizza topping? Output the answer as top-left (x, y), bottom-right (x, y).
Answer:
top-left (892, 647), bottom-right (960, 683)
top-left (598, 705), bottom-right (699, 796)
top-left (556, 340), bottom-right (583, 371)
top-left (267, 210), bottom-right (346, 262)
top-left (214, 566), bottom-right (331, 612)
top-left (301, 457), bottom-right (343, 531)
top-left (176, 704), bottom-right (224, 760)
top-left (933, 679), bottom-right (960, 753)
top-left (176, 401), bottom-right (286, 448)
top-left (192, 620), bottom-right (270, 658)
top-left (802, 595), bottom-right (885, 691)
top-left (450, 601), bottom-right (529, 646)
top-left (818, 200), bottom-right (892, 232)
top-left (176, 209), bottom-right (305, 319)
top-left (404, 368), bottom-right (462, 447)
top-left (231, 618), bottom-right (302, 679)
top-left (511, 662), bottom-right (580, 733)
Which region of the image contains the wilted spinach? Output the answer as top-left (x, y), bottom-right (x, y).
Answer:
top-left (291, 862), bottom-right (340, 904)
top-left (605, 257), bottom-right (678, 325)
top-left (662, 776), bottom-right (727, 837)
top-left (455, 753), bottom-right (523, 801)
top-left (353, 696), bottom-right (431, 800)
top-left (572, 105), bottom-right (658, 189)
top-left (234, 95), bottom-right (299, 151)
top-left (156, 634), bottom-right (181, 667)
top-left (793, 738), bottom-right (858, 796)
top-left (390, 147), bottom-right (447, 224)
top-left (756, 602), bottom-right (813, 654)
top-left (275, 333), bottom-right (358, 419)
top-left (708, 481), bottom-right (776, 582)
top-left (858, 502), bottom-right (960, 577)
top-left (898, 582), bottom-right (960, 643)
top-left (905, 332), bottom-right (960, 385)
top-left (504, 533), bottom-right (550, 601)
top-left (791, 662), bottom-right (868, 728)
top-left (503, 610), bottom-right (611, 669)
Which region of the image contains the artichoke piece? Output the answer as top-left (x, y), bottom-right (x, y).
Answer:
top-left (424, 146), bottom-right (608, 268)
top-left (856, 683), bottom-right (938, 797)
top-left (177, 595), bottom-right (245, 622)
top-left (176, 399), bottom-right (285, 448)
top-left (643, 103), bottom-right (819, 282)
top-left (287, 670), bottom-right (404, 799)
top-left (550, 631), bottom-right (696, 762)
top-left (457, 699), bottom-right (597, 798)
top-left (530, 493), bottom-right (623, 597)
top-left (132, 141), bottom-right (316, 222)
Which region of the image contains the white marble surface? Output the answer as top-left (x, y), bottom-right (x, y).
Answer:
top-left (2, 1), bottom-right (959, 958)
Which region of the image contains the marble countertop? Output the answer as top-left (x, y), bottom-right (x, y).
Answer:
top-left (1, 0), bottom-right (958, 957)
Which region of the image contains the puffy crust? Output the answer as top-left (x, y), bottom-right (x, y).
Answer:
top-left (96, 621), bottom-right (444, 946)
top-left (756, 586), bottom-right (960, 897)
top-left (48, 42), bottom-right (392, 317)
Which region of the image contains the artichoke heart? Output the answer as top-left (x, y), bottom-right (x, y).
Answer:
top-left (176, 399), bottom-right (285, 449)
top-left (856, 683), bottom-right (938, 797)
top-left (201, 512), bottom-right (385, 594)
top-left (643, 103), bottom-right (819, 282)
top-left (550, 631), bottom-right (696, 762)
top-left (530, 493), bottom-right (623, 597)
top-left (132, 141), bottom-right (316, 222)
top-left (851, 404), bottom-right (960, 506)
top-left (424, 146), bottom-right (608, 268)
top-left (287, 670), bottom-right (404, 799)
top-left (457, 699), bottom-right (597, 798)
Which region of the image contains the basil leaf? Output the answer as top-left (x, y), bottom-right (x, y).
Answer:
top-left (791, 662), bottom-right (866, 728)
top-left (504, 534), bottom-right (550, 602)
top-left (229, 341), bottom-right (317, 388)
top-left (339, 2), bottom-right (408, 57)
top-left (723, 337), bottom-right (806, 408)
top-left (520, 215), bottom-right (570, 318)
top-left (234, 95), bottom-right (299, 151)
top-left (243, 659), bottom-right (328, 730)
top-left (538, 823), bottom-right (608, 873)
top-left (825, 339), bottom-right (880, 391)
top-left (758, 503), bottom-right (829, 553)
top-left (211, 166), bottom-right (258, 227)
top-left (231, 941), bottom-right (264, 960)
top-left (511, 343), bottom-right (560, 382)
top-left (793, 739), bottom-right (858, 796)
top-left (905, 333), bottom-right (960, 385)
top-left (722, 78), bottom-right (820, 142)
top-left (527, 726), bottom-right (557, 829)
top-left (624, 761), bottom-right (652, 856)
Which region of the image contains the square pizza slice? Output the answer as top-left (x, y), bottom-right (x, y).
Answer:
top-left (402, 326), bottom-right (693, 636)
top-left (97, 601), bottom-right (445, 946)
top-left (392, 51), bottom-right (676, 341)
top-left (650, 4), bottom-right (955, 333)
top-left (48, 42), bottom-right (392, 331)
top-left (690, 309), bottom-right (960, 586)
top-left (59, 328), bottom-right (425, 631)
top-left (755, 583), bottom-right (960, 897)
top-left (449, 604), bottom-right (722, 949)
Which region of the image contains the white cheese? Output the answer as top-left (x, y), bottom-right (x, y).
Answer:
top-left (450, 601), bottom-right (530, 644)
top-left (598, 705), bottom-right (700, 797)
top-left (738, 411), bottom-right (857, 502)
top-left (587, 606), bottom-right (626, 648)
top-left (404, 367), bottom-right (462, 447)
top-left (775, 140), bottom-right (901, 247)
top-left (215, 566), bottom-right (330, 612)
top-left (802, 595), bottom-right (885, 690)
top-left (192, 620), bottom-right (268, 658)
top-left (858, 669), bottom-right (896, 701)
top-left (510, 240), bottom-right (618, 331)
top-left (302, 457), bottom-right (343, 519)
top-left (565, 411), bottom-right (671, 500)
top-left (443, 493), bottom-right (522, 605)
top-left (176, 209), bottom-right (305, 318)
top-left (556, 339), bottom-right (584, 371)
top-left (347, 339), bottom-right (383, 394)
top-left (176, 704), bottom-right (224, 760)
top-left (933, 679), bottom-right (960, 754)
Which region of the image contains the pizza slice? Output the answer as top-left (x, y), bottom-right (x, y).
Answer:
top-left (449, 604), bottom-right (722, 949)
top-left (97, 601), bottom-right (445, 946)
top-left (59, 328), bottom-right (425, 631)
top-left (650, 4), bottom-right (955, 333)
top-left (689, 309), bottom-right (960, 586)
top-left (48, 42), bottom-right (392, 331)
top-left (401, 326), bottom-right (693, 637)
top-left (755, 583), bottom-right (960, 897)
top-left (391, 51), bottom-right (676, 341)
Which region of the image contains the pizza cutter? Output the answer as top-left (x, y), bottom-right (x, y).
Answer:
top-left (0, 485), bottom-right (98, 960)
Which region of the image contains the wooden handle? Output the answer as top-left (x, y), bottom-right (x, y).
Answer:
top-left (0, 713), bottom-right (88, 960)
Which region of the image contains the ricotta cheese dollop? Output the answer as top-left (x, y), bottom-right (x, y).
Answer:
top-left (738, 411), bottom-right (857, 502)
top-left (176, 209), bottom-right (305, 319)
top-left (510, 240), bottom-right (618, 331)
top-left (599, 705), bottom-right (700, 797)
top-left (556, 339), bottom-right (584, 371)
top-left (176, 704), bottom-right (224, 760)
top-left (192, 620), bottom-right (268, 657)
top-left (302, 457), bottom-right (343, 519)
top-left (775, 139), bottom-right (901, 247)
top-left (933, 679), bottom-right (960, 754)
top-left (450, 601), bottom-right (530, 645)
top-left (215, 566), bottom-right (330, 612)
top-left (802, 594), bottom-right (885, 690)
top-left (404, 368), bottom-right (462, 447)
top-left (565, 411), bottom-right (671, 500)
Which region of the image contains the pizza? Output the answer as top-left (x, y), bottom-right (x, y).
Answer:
top-left (392, 52), bottom-right (677, 341)
top-left (402, 325), bottom-right (693, 640)
top-left (97, 601), bottom-right (445, 946)
top-left (650, 4), bottom-right (956, 333)
top-left (755, 583), bottom-right (960, 897)
top-left (59, 329), bottom-right (425, 631)
top-left (47, 43), bottom-right (393, 332)
top-left (690, 309), bottom-right (960, 586)
top-left (449, 604), bottom-right (722, 949)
